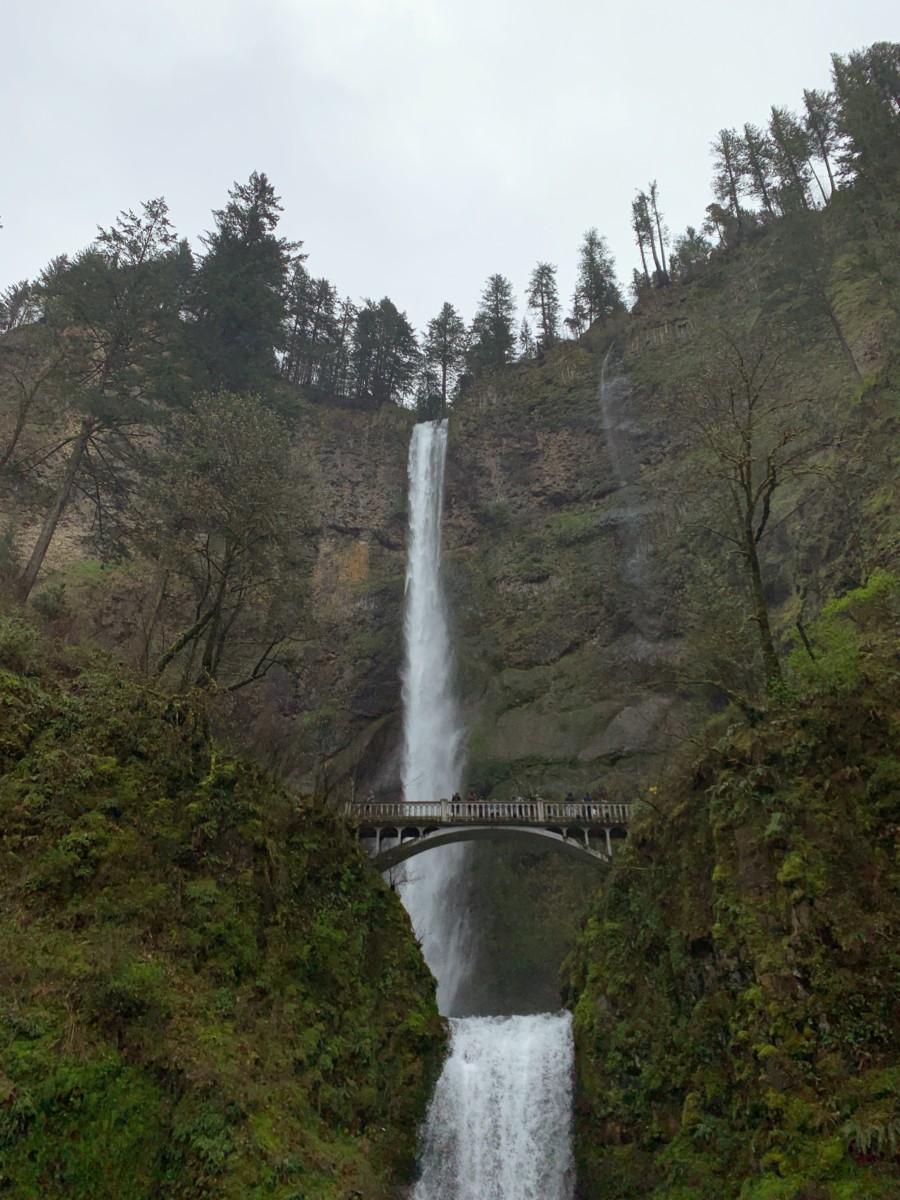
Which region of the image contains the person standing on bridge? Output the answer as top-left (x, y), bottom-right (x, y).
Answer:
top-left (451, 791), bottom-right (462, 816)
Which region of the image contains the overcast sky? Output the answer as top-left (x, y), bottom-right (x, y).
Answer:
top-left (2, 0), bottom-right (895, 330)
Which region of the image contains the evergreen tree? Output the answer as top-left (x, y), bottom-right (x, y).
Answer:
top-left (631, 194), bottom-right (653, 286)
top-left (423, 302), bottom-right (467, 415)
top-left (518, 318), bottom-right (536, 357)
top-left (413, 362), bottom-right (444, 422)
top-left (281, 262), bottom-right (340, 390)
top-left (570, 229), bottom-right (623, 331)
top-left (831, 42), bottom-right (900, 197)
top-left (768, 106), bottom-right (814, 212)
top-left (190, 171), bottom-right (300, 393)
top-left (0, 280), bottom-right (40, 334)
top-left (351, 298), bottom-right (419, 406)
top-left (648, 182), bottom-right (670, 283)
top-left (669, 226), bottom-right (712, 282)
top-left (527, 262), bottom-right (560, 350)
top-left (802, 88), bottom-right (840, 197)
top-left (467, 274), bottom-right (517, 376)
top-left (324, 297), bottom-right (358, 396)
top-left (17, 199), bottom-right (187, 599)
top-left (741, 123), bottom-right (779, 217)
top-left (629, 267), bottom-right (652, 305)
top-left (710, 129), bottom-right (746, 237)
top-left (632, 187), bottom-right (669, 287)
top-left (831, 43), bottom-right (900, 313)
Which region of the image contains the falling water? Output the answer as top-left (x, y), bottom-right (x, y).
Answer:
top-left (598, 347), bottom-right (634, 487)
top-left (414, 1014), bottom-right (575, 1200)
top-left (598, 349), bottom-right (652, 595)
top-left (398, 421), bottom-right (575, 1198)
top-left (399, 419), bottom-right (469, 1014)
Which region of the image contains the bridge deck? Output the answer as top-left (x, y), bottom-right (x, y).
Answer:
top-left (345, 800), bottom-right (631, 827)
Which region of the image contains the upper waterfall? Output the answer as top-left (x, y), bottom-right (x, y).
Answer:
top-left (401, 419), bottom-right (462, 802)
top-left (398, 419), bottom-right (470, 1014)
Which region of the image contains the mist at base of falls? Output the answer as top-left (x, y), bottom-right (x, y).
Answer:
top-left (413, 1014), bottom-right (575, 1200)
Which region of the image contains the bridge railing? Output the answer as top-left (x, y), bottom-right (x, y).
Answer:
top-left (345, 800), bottom-right (631, 825)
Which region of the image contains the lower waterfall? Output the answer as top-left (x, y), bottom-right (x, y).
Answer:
top-left (413, 1013), bottom-right (575, 1200)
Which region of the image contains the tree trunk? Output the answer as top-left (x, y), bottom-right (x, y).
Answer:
top-left (17, 416), bottom-right (95, 601)
top-left (637, 237), bottom-right (651, 283)
top-left (140, 563), bottom-right (169, 671)
top-left (820, 291), bottom-right (863, 382)
top-left (744, 532), bottom-right (782, 686)
top-left (195, 562), bottom-right (232, 687)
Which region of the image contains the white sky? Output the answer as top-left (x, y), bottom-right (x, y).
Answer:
top-left (2, 0), bottom-right (896, 330)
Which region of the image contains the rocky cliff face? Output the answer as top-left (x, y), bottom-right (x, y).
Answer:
top-left (443, 338), bottom-right (683, 804)
top-left (237, 395), bottom-right (414, 793)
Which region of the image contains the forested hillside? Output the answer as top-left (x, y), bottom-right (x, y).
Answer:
top-left (0, 37), bottom-right (898, 1200)
top-left (0, 619), bottom-right (444, 1198)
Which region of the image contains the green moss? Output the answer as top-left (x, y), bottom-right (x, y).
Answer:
top-left (564, 593), bottom-right (900, 1199)
top-left (0, 619), bottom-right (446, 1199)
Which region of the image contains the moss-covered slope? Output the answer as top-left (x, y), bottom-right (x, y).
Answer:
top-left (564, 576), bottom-right (900, 1199)
top-left (0, 618), bottom-right (445, 1199)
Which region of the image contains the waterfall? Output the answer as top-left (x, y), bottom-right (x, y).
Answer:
top-left (414, 1014), bottom-right (575, 1200)
top-left (398, 420), bottom-right (575, 1199)
top-left (399, 419), bottom-right (469, 1014)
top-left (598, 349), bottom-right (652, 597)
top-left (401, 419), bottom-right (462, 802)
top-left (599, 347), bottom-right (633, 488)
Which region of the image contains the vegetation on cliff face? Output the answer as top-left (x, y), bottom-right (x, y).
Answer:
top-left (564, 575), bottom-right (900, 1199)
top-left (0, 618), bottom-right (445, 1199)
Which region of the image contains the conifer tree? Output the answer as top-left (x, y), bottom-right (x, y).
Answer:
top-left (710, 129), bottom-right (746, 237)
top-left (831, 42), bottom-right (900, 196)
top-left (17, 199), bottom-right (187, 599)
top-left (669, 227), bottom-right (712, 282)
top-left (802, 88), bottom-right (840, 197)
top-left (282, 262), bottom-right (340, 389)
top-left (768, 106), bottom-right (814, 211)
top-left (570, 229), bottom-right (623, 332)
top-left (742, 123), bottom-right (779, 217)
top-left (527, 262), bottom-right (561, 350)
top-left (631, 187), bottom-right (669, 287)
top-left (467, 274), bottom-right (517, 376)
top-left (351, 298), bottom-right (419, 406)
top-left (423, 302), bottom-right (467, 414)
top-left (190, 171), bottom-right (300, 393)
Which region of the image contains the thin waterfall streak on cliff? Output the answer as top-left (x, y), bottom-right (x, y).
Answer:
top-left (598, 348), bottom-right (632, 488)
top-left (414, 1013), bottom-right (575, 1200)
top-left (398, 420), bottom-right (469, 1014)
top-left (598, 350), bottom-right (653, 591)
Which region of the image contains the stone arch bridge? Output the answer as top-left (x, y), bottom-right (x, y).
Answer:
top-left (345, 799), bottom-right (632, 869)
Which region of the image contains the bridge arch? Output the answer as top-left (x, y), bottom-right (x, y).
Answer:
top-left (367, 824), bottom-right (612, 870)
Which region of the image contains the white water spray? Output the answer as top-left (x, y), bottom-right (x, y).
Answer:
top-left (414, 1013), bottom-right (575, 1200)
top-left (399, 420), bottom-right (469, 1013)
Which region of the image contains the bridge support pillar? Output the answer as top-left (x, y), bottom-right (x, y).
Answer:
top-left (605, 828), bottom-right (612, 857)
